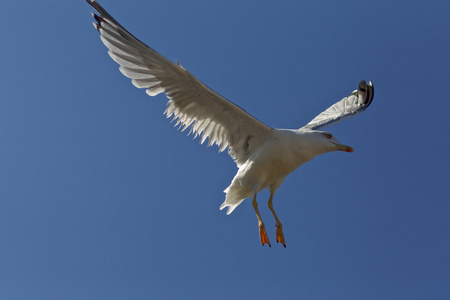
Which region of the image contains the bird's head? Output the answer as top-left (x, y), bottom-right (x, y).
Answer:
top-left (305, 130), bottom-right (354, 155)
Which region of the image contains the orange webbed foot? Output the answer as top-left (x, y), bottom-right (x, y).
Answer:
top-left (258, 223), bottom-right (271, 247)
top-left (275, 224), bottom-right (286, 248)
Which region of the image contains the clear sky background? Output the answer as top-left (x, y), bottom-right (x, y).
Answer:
top-left (1, 0), bottom-right (449, 299)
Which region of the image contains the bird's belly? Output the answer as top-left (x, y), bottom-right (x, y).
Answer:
top-left (258, 156), bottom-right (301, 184)
top-left (238, 151), bottom-right (309, 192)
top-left (234, 134), bottom-right (317, 192)
top-left (257, 143), bottom-right (310, 176)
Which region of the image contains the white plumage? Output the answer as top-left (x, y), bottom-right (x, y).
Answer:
top-left (87, 0), bottom-right (374, 247)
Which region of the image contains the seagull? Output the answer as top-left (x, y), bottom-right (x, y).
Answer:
top-left (86, 0), bottom-right (374, 248)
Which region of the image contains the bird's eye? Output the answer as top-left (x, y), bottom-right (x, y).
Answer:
top-left (325, 133), bottom-right (332, 139)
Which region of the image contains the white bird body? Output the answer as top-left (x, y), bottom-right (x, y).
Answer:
top-left (87, 0), bottom-right (374, 247)
top-left (222, 129), bottom-right (338, 214)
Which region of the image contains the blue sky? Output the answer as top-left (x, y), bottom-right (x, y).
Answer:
top-left (1, 0), bottom-right (449, 299)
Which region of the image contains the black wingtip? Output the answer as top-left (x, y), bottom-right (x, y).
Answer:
top-left (86, 0), bottom-right (96, 7)
top-left (358, 80), bottom-right (374, 107)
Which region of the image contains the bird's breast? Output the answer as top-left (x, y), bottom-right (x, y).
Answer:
top-left (250, 137), bottom-right (312, 180)
top-left (235, 131), bottom-right (319, 192)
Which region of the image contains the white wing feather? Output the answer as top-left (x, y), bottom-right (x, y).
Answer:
top-left (301, 80), bottom-right (374, 131)
top-left (87, 0), bottom-right (272, 167)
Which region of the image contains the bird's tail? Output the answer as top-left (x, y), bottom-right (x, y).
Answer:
top-left (220, 182), bottom-right (253, 215)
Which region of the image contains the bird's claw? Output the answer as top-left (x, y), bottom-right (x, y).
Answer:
top-left (259, 223), bottom-right (271, 247)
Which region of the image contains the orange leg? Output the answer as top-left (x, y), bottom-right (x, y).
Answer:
top-left (268, 195), bottom-right (286, 248)
top-left (252, 194), bottom-right (271, 247)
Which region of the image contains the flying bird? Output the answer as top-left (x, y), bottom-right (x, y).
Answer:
top-left (86, 0), bottom-right (374, 247)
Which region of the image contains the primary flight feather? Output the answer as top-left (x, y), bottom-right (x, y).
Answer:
top-left (86, 0), bottom-right (374, 247)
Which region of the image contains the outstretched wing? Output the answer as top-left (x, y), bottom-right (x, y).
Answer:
top-left (86, 0), bottom-right (273, 167)
top-left (301, 80), bottom-right (374, 131)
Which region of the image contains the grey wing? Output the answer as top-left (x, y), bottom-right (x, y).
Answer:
top-left (87, 0), bottom-right (273, 167)
top-left (301, 80), bottom-right (374, 131)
